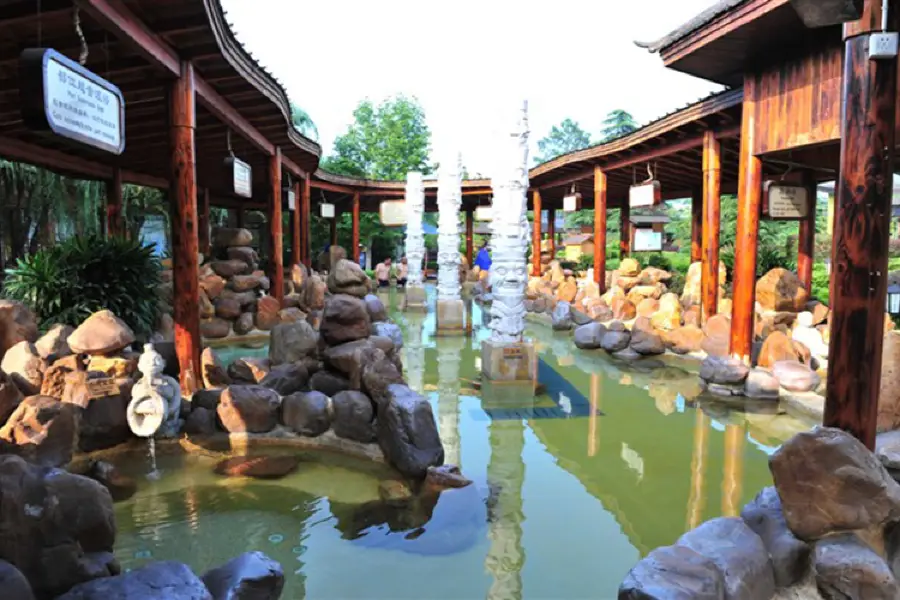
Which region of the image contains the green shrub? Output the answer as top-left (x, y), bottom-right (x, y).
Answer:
top-left (4, 234), bottom-right (162, 337)
top-left (810, 263), bottom-right (830, 304)
top-left (645, 253), bottom-right (673, 272)
top-left (576, 255), bottom-right (593, 272)
top-left (666, 252), bottom-right (692, 275)
top-left (667, 271), bottom-right (686, 297)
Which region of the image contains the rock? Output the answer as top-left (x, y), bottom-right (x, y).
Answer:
top-left (217, 385), bottom-right (282, 433)
top-left (320, 294), bottom-right (371, 346)
top-left (771, 361), bottom-right (820, 392)
top-left (0, 300), bottom-right (38, 362)
top-left (184, 406), bottom-right (218, 435)
top-left (571, 308), bottom-right (593, 326)
top-left (364, 294), bottom-right (388, 322)
top-left (0, 395), bottom-right (77, 466)
top-left (0, 369), bottom-right (24, 424)
top-left (255, 296), bottom-right (281, 331)
top-left (639, 267), bottom-right (672, 285)
top-left (282, 294), bottom-right (302, 309)
top-left (369, 335), bottom-right (397, 357)
top-left (201, 318), bottom-right (232, 339)
top-left (201, 348), bottom-right (231, 389)
top-left (700, 314), bottom-right (731, 357)
top-left (277, 307), bottom-right (304, 324)
top-left (214, 456), bottom-right (301, 480)
top-left (61, 372), bottom-right (131, 452)
top-left (556, 280), bottom-right (577, 303)
top-left (220, 289), bottom-right (257, 308)
top-left (87, 355), bottom-right (136, 379)
top-left (611, 297), bottom-right (637, 321)
top-left (361, 349), bottom-right (405, 402)
top-left (740, 486), bottom-right (810, 588)
top-left (35, 324), bottom-right (73, 360)
top-left (211, 259), bottom-right (250, 278)
top-left (193, 388), bottom-right (223, 411)
top-left (323, 339), bottom-right (375, 387)
top-left (650, 293), bottom-right (683, 331)
top-left (756, 268), bottom-right (809, 312)
top-left (676, 517), bottom-right (775, 600)
top-left (372, 322), bottom-right (403, 349)
top-left (259, 363), bottom-right (309, 396)
top-left (636, 298), bottom-right (660, 319)
top-left (201, 551), bottom-right (284, 600)
top-left (573, 323), bottom-right (607, 350)
top-left (588, 301), bottom-right (614, 322)
top-left (665, 326), bottom-right (705, 355)
top-left (770, 427), bottom-right (900, 540)
top-left (268, 321), bottom-right (318, 365)
top-left (83, 459), bottom-right (137, 503)
top-left (815, 534), bottom-right (899, 600)
top-left (214, 227), bottom-right (253, 247)
top-left (618, 544), bottom-right (725, 600)
top-left (300, 274), bottom-right (327, 312)
top-left (744, 369), bottom-right (780, 399)
top-left (291, 263), bottom-right (308, 289)
top-left (59, 561), bottom-right (211, 600)
top-left (683, 306), bottom-right (701, 327)
top-left (878, 332), bottom-right (900, 432)
top-left (68, 310), bottom-right (135, 355)
top-left (551, 301), bottom-right (573, 331)
top-left (700, 356), bottom-right (749, 385)
top-left (613, 347), bottom-right (641, 361)
top-left (809, 301), bottom-right (830, 326)
top-left (332, 390), bottom-right (376, 443)
top-left (227, 358), bottom-right (270, 383)
top-left (215, 298), bottom-right (242, 320)
top-left (200, 274), bottom-right (227, 300)
top-left (327, 259), bottom-right (370, 298)
top-left (225, 245), bottom-right (258, 267)
top-left (229, 274), bottom-right (262, 293)
top-left (757, 331), bottom-right (804, 368)
top-left (630, 318), bottom-right (665, 356)
top-left (0, 560), bottom-right (35, 600)
top-left (601, 329), bottom-right (631, 354)
top-left (281, 391), bottom-right (331, 436)
top-left (425, 464), bottom-right (472, 489)
top-left (309, 370), bottom-right (351, 397)
top-left (378, 384), bottom-right (444, 478)
top-left (232, 313), bottom-right (255, 336)
top-left (1, 341), bottom-right (44, 395)
top-left (619, 257), bottom-right (640, 277)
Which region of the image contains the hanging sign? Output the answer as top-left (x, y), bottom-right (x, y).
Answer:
top-left (629, 181), bottom-right (661, 208)
top-left (475, 205), bottom-right (493, 221)
top-left (762, 182), bottom-right (809, 219)
top-left (224, 157), bottom-right (252, 198)
top-left (20, 48), bottom-right (125, 155)
top-left (380, 200), bottom-right (407, 226)
top-left (633, 228), bottom-right (663, 252)
top-left (320, 203), bottom-right (335, 218)
top-left (563, 192), bottom-right (582, 212)
top-left (286, 189), bottom-right (296, 211)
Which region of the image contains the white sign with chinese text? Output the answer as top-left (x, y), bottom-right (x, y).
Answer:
top-left (380, 200), bottom-right (406, 226)
top-left (629, 182), bottom-right (660, 208)
top-left (320, 203), bottom-right (335, 218)
top-left (633, 228), bottom-right (663, 252)
top-left (767, 184), bottom-right (809, 219)
top-left (233, 160), bottom-right (252, 198)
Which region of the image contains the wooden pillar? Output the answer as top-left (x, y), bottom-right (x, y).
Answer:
top-left (690, 187), bottom-right (703, 263)
top-left (548, 208), bottom-right (556, 258)
top-left (532, 190), bottom-right (542, 275)
top-left (301, 177), bottom-right (311, 268)
top-left (291, 180), bottom-right (301, 267)
top-left (169, 61), bottom-right (201, 395)
top-left (269, 148), bottom-right (284, 304)
top-left (198, 188), bottom-right (210, 257)
top-left (106, 167), bottom-right (123, 238)
top-left (619, 203), bottom-right (631, 258)
top-left (797, 171), bottom-right (816, 293)
top-left (593, 167), bottom-right (608, 291)
top-left (702, 131), bottom-right (722, 322)
top-left (465, 208), bottom-right (474, 266)
top-left (825, 0), bottom-right (898, 450)
top-left (729, 76), bottom-right (763, 363)
top-left (352, 192), bottom-right (360, 263)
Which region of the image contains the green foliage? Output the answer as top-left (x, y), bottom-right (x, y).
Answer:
top-left (811, 262), bottom-right (830, 304)
top-left (534, 118), bottom-right (592, 165)
top-left (4, 235), bottom-right (161, 337)
top-left (290, 103), bottom-right (318, 140)
top-left (600, 109), bottom-right (638, 142)
top-left (576, 254), bottom-right (594, 272)
top-left (645, 253), bottom-right (673, 271)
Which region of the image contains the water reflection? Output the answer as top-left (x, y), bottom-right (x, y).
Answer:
top-left (437, 335), bottom-right (464, 467)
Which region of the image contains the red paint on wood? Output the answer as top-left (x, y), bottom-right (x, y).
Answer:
top-left (690, 187), bottom-right (703, 263)
top-left (106, 167), bottom-right (123, 238)
top-left (797, 171), bottom-right (816, 292)
top-left (302, 177), bottom-right (311, 268)
top-left (532, 190), bottom-right (543, 275)
top-left (619, 203), bottom-right (631, 258)
top-left (548, 208), bottom-right (556, 259)
top-left (702, 131), bottom-right (722, 322)
top-left (269, 148), bottom-right (284, 304)
top-left (352, 193), bottom-right (360, 263)
top-left (593, 167), bottom-right (608, 291)
top-left (292, 180), bottom-right (301, 266)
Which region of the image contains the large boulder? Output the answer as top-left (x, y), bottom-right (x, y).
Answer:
top-left (618, 544), bottom-right (725, 600)
top-left (770, 427), bottom-right (900, 540)
top-left (300, 274), bottom-right (327, 312)
top-left (378, 384), bottom-right (444, 478)
top-left (35, 324), bottom-right (74, 360)
top-left (372, 322), bottom-right (403, 349)
top-left (364, 294), bottom-right (388, 322)
top-left (200, 318), bottom-right (232, 340)
top-left (814, 534), bottom-right (899, 600)
top-left (255, 296), bottom-right (281, 332)
top-left (201, 551), bottom-right (284, 600)
top-left (878, 332), bottom-right (900, 432)
top-left (268, 321), bottom-right (318, 366)
top-left (650, 293), bottom-right (683, 331)
top-left (700, 356), bottom-right (749, 385)
top-left (215, 298), bottom-right (242, 320)
top-left (665, 326), bottom-right (705, 355)
top-left (214, 227), bottom-right (253, 248)
top-left (740, 486), bottom-right (810, 587)
top-left (757, 331), bottom-right (804, 368)
top-left (0, 341), bottom-right (44, 396)
top-left (229, 274), bottom-right (262, 293)
top-left (259, 363), bottom-right (309, 396)
top-left (327, 259), bottom-right (369, 298)
top-left (0, 300), bottom-right (38, 363)
top-left (281, 391), bottom-right (331, 437)
top-left (630, 318), bottom-right (665, 356)
top-left (201, 348), bottom-right (231, 389)
top-left (233, 313), bottom-right (255, 336)
top-left (217, 385), bottom-right (281, 433)
top-left (360, 350), bottom-right (405, 403)
top-left (309, 370), bottom-right (351, 397)
top-left (320, 294), bottom-right (371, 346)
top-left (225, 245), bottom-right (258, 267)
top-left (61, 372), bottom-right (132, 452)
top-left (68, 310), bottom-right (135, 355)
top-left (0, 370), bottom-right (24, 425)
top-left (600, 326), bottom-right (631, 353)
top-left (332, 391), bottom-right (376, 443)
top-left (744, 368), bottom-right (780, 399)
top-left (619, 257), bottom-right (641, 277)
top-left (771, 361), bottom-right (820, 393)
top-left (700, 314), bottom-right (731, 357)
top-left (756, 268), bottom-right (809, 312)
top-left (227, 358), bottom-right (270, 384)
top-left (323, 339), bottom-right (375, 388)
top-left (211, 259), bottom-right (250, 279)
top-left (551, 301), bottom-right (573, 331)
top-left (58, 561), bottom-right (210, 600)
top-left (573, 323), bottom-right (606, 350)
top-left (0, 395), bottom-right (77, 466)
top-left (0, 560), bottom-right (35, 600)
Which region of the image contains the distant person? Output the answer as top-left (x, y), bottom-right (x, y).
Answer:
top-left (396, 256), bottom-right (409, 287)
top-left (474, 241), bottom-right (492, 271)
top-left (374, 258), bottom-right (392, 288)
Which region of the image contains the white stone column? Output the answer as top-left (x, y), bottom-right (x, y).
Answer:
top-left (485, 416), bottom-right (525, 600)
top-left (404, 171), bottom-right (427, 310)
top-left (437, 336), bottom-right (463, 467)
top-left (436, 151), bottom-right (465, 332)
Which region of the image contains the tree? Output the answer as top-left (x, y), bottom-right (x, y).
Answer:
top-left (290, 103), bottom-right (318, 140)
top-left (534, 118), bottom-right (592, 164)
top-left (600, 109), bottom-right (639, 142)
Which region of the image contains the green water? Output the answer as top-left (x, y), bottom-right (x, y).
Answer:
top-left (110, 286), bottom-right (811, 599)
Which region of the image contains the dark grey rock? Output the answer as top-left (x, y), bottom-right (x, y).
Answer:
top-left (630, 327), bottom-right (666, 356)
top-left (360, 349), bottom-right (404, 405)
top-left (815, 534), bottom-right (899, 600)
top-left (740, 486), bottom-right (810, 587)
top-left (877, 430), bottom-right (900, 471)
top-left (551, 301), bottom-right (573, 331)
top-left (320, 294), bottom-right (371, 346)
top-left (57, 561), bottom-right (211, 600)
top-left (0, 559), bottom-right (35, 600)
top-left (332, 391), bottom-right (376, 443)
top-left (571, 308), bottom-right (593, 326)
top-left (259, 363), bottom-right (309, 396)
top-left (699, 356), bottom-right (749, 385)
top-left (309, 370), bottom-right (351, 397)
top-left (573, 323), bottom-right (606, 350)
top-left (184, 407), bottom-right (218, 435)
top-left (372, 322), bottom-right (403, 350)
top-left (281, 391), bottom-right (331, 437)
top-left (377, 384), bottom-right (444, 478)
top-left (618, 544), bottom-right (725, 600)
top-left (201, 551), bottom-right (284, 600)
top-left (193, 388), bottom-right (223, 411)
top-left (364, 294), bottom-right (388, 322)
top-left (601, 330), bottom-right (631, 353)
top-left (268, 321), bottom-right (318, 365)
top-left (744, 368), bottom-right (780, 400)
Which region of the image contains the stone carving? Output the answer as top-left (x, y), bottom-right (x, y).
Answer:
top-left (437, 337), bottom-right (463, 467)
top-left (405, 171), bottom-right (426, 287)
top-left (437, 152), bottom-right (463, 301)
top-left (127, 343), bottom-right (182, 437)
top-left (488, 101), bottom-right (530, 343)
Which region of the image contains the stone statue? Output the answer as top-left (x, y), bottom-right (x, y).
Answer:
top-left (405, 172), bottom-right (426, 287)
top-left (488, 101), bottom-right (530, 343)
top-left (437, 151), bottom-right (462, 302)
top-left (127, 343), bottom-right (182, 438)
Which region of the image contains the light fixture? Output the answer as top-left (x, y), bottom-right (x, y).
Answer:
top-left (888, 284), bottom-right (900, 316)
top-left (563, 184), bottom-right (582, 212)
top-left (320, 203), bottom-right (335, 218)
top-left (629, 164), bottom-right (661, 208)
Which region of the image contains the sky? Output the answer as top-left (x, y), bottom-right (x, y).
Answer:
top-left (219, 0), bottom-right (724, 175)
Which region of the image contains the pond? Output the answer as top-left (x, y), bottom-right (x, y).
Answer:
top-left (109, 286), bottom-right (812, 599)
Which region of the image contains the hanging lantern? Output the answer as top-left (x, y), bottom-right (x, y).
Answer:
top-left (223, 130), bottom-right (252, 198)
top-left (475, 205), bottom-right (493, 221)
top-left (563, 185), bottom-right (582, 212)
top-left (888, 284), bottom-right (900, 316)
top-left (629, 164), bottom-right (661, 208)
top-left (320, 203), bottom-right (335, 218)
top-left (379, 200), bottom-right (406, 226)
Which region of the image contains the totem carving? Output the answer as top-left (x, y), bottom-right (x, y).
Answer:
top-left (437, 152), bottom-right (463, 301)
top-left (404, 171), bottom-right (426, 287)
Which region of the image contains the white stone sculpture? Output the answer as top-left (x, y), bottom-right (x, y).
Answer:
top-left (792, 311), bottom-right (830, 360)
top-left (127, 343), bottom-right (182, 438)
top-left (405, 171), bottom-right (426, 287)
top-left (488, 101), bottom-right (530, 343)
top-left (437, 152), bottom-right (463, 301)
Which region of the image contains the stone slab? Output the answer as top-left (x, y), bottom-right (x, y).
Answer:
top-left (436, 298), bottom-right (465, 334)
top-left (481, 339), bottom-right (536, 383)
top-left (402, 285), bottom-right (427, 312)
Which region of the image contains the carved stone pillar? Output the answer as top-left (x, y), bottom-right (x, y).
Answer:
top-left (437, 152), bottom-right (465, 333)
top-left (404, 171), bottom-right (427, 311)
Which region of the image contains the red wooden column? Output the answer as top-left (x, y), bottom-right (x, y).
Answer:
top-left (593, 167), bottom-right (608, 291)
top-left (352, 192), bottom-right (360, 263)
top-left (548, 208), bottom-right (556, 258)
top-left (619, 203), bottom-right (631, 258)
top-left (532, 190), bottom-right (542, 274)
top-left (465, 208), bottom-right (474, 266)
top-left (729, 76), bottom-right (763, 364)
top-left (198, 188), bottom-right (210, 257)
top-left (169, 61), bottom-right (201, 394)
top-left (301, 176), bottom-right (311, 268)
top-left (106, 167), bottom-right (123, 238)
top-left (269, 148), bottom-right (284, 304)
top-left (701, 131), bottom-right (722, 322)
top-left (690, 187), bottom-right (703, 263)
top-left (797, 171), bottom-right (816, 293)
top-left (825, 0), bottom-right (898, 450)
top-left (292, 180), bottom-right (301, 266)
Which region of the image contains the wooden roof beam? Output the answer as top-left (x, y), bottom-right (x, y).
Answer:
top-left (310, 179), bottom-right (356, 194)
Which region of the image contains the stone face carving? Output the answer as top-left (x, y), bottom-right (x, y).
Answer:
top-left (405, 171), bottom-right (426, 287)
top-left (437, 152), bottom-right (462, 301)
top-left (127, 343), bottom-right (182, 437)
top-left (488, 101), bottom-right (530, 343)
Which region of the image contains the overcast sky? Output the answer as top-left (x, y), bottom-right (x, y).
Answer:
top-left (220, 0), bottom-right (723, 174)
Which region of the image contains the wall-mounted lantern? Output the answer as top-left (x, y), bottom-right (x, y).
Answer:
top-left (888, 284), bottom-right (900, 316)
top-left (320, 203), bottom-right (335, 218)
top-left (563, 185), bottom-right (582, 212)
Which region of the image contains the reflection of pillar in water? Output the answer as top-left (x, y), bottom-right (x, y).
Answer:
top-left (685, 410), bottom-right (709, 530)
top-left (486, 417), bottom-right (526, 600)
top-left (588, 374), bottom-right (601, 457)
top-left (437, 337), bottom-right (463, 467)
top-left (721, 423), bottom-right (745, 517)
top-left (405, 315), bottom-right (426, 393)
